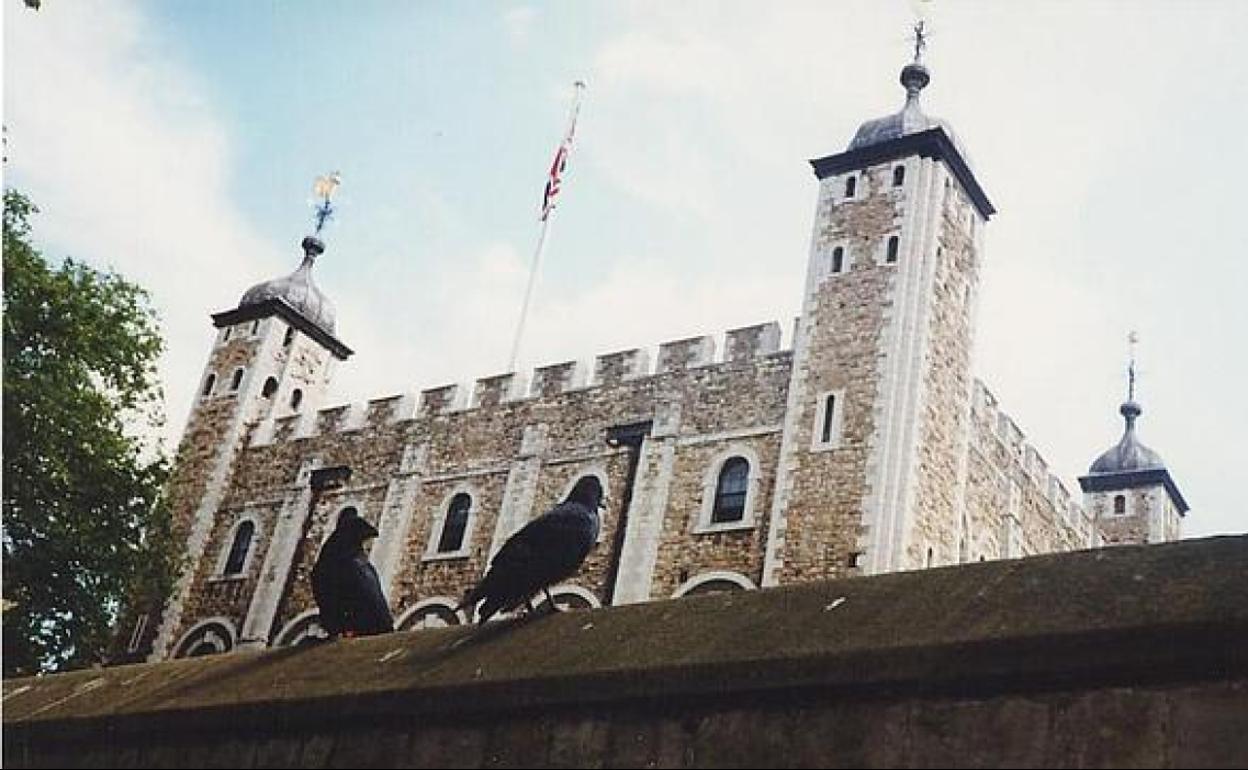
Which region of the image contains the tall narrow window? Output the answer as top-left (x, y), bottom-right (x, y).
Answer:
top-left (262, 377), bottom-right (279, 398)
top-left (224, 521), bottom-right (255, 575)
top-left (201, 373), bottom-right (216, 397)
top-left (711, 457), bottom-right (750, 524)
top-left (893, 166), bottom-right (906, 187)
top-left (821, 393), bottom-right (837, 444)
top-left (831, 247), bottom-right (845, 274)
top-left (283, 327), bottom-right (296, 347)
top-left (250, 320), bottom-right (260, 335)
top-left (230, 368), bottom-right (244, 391)
top-left (886, 235), bottom-right (900, 263)
top-left (223, 327), bottom-right (232, 342)
top-left (844, 176), bottom-right (857, 198)
top-left (290, 388), bottom-right (303, 410)
top-left (1113, 495), bottom-right (1126, 515)
top-left (438, 494), bottom-right (472, 553)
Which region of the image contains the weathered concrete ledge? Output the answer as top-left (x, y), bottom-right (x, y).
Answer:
top-left (5, 535), bottom-right (1247, 768)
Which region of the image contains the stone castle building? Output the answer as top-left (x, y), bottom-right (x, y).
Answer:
top-left (126, 46), bottom-right (1189, 662)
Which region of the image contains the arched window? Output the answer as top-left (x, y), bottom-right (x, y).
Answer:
top-left (712, 457), bottom-right (750, 524)
top-left (437, 493), bottom-right (472, 553)
top-left (844, 176), bottom-right (857, 198)
top-left (886, 235), bottom-right (900, 263)
top-left (290, 388), bottom-right (303, 411)
top-left (201, 373), bottom-right (216, 398)
top-left (893, 165), bottom-right (906, 187)
top-left (831, 246), bottom-right (845, 274)
top-left (1113, 495), bottom-right (1126, 515)
top-left (224, 521), bottom-right (255, 576)
top-left (262, 377), bottom-right (279, 398)
top-left (230, 368), bottom-right (244, 392)
top-left (283, 327), bottom-right (296, 347)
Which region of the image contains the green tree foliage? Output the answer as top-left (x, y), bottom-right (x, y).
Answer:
top-left (3, 189), bottom-right (175, 676)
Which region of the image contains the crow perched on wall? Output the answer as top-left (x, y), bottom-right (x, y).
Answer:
top-left (311, 510), bottom-right (394, 638)
top-left (458, 476), bottom-right (604, 623)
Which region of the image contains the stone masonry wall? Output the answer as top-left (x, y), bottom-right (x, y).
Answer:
top-left (964, 380), bottom-right (1091, 562)
top-left (16, 536), bottom-right (1248, 769)
top-left (908, 174), bottom-right (980, 569)
top-left (774, 163), bottom-right (900, 586)
top-left (164, 325), bottom-right (793, 651)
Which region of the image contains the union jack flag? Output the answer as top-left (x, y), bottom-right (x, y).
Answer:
top-left (540, 87), bottom-right (582, 221)
top-left (540, 141), bottom-right (570, 222)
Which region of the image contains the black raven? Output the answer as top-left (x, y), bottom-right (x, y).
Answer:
top-left (311, 510), bottom-right (394, 638)
top-left (458, 476), bottom-right (604, 623)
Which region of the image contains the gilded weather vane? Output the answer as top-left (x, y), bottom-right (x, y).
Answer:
top-left (312, 171), bottom-right (342, 236)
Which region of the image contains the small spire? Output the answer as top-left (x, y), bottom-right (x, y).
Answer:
top-left (1119, 330), bottom-right (1142, 428)
top-left (1127, 330), bottom-right (1139, 403)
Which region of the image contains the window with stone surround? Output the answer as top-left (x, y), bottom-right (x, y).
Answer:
top-left (696, 449), bottom-right (761, 533)
top-left (427, 491), bottom-right (476, 559)
top-left (223, 521), bottom-right (255, 576)
top-left (844, 175), bottom-right (857, 198)
top-left (230, 367), bottom-right (244, 392)
top-left (290, 388), bottom-right (303, 411)
top-left (201, 372), bottom-right (216, 398)
top-left (712, 458), bottom-right (749, 523)
top-left (438, 494), bottom-right (471, 552)
top-left (262, 377), bottom-right (278, 398)
top-left (886, 235), bottom-right (900, 264)
top-left (892, 165), bottom-right (906, 187)
top-left (811, 389), bottom-right (845, 451)
top-left (831, 246), bottom-right (845, 274)
top-left (1113, 494), bottom-right (1127, 515)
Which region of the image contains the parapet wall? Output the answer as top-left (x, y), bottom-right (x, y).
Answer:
top-left (6, 535), bottom-right (1246, 768)
top-left (251, 321), bottom-right (787, 447)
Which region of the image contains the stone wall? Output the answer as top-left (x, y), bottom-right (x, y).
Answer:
top-left (163, 324), bottom-right (793, 652)
top-left (770, 162), bottom-right (901, 587)
top-left (964, 381), bottom-right (1091, 562)
top-left (10, 536), bottom-right (1247, 769)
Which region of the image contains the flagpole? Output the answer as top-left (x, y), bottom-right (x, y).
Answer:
top-left (506, 81), bottom-right (585, 373)
top-left (507, 214), bottom-right (554, 372)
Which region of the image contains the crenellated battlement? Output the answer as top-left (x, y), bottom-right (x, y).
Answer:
top-left (249, 321), bottom-right (792, 447)
top-left (972, 379), bottom-right (1088, 533)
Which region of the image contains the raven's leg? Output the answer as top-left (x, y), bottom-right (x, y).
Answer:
top-left (543, 587), bottom-right (562, 613)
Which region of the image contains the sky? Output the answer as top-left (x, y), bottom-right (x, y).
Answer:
top-left (4, 1), bottom-right (1245, 539)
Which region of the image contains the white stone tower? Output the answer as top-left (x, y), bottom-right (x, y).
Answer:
top-left (764, 25), bottom-right (995, 584)
top-left (146, 234), bottom-right (352, 659)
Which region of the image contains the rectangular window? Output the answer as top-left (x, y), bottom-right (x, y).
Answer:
top-left (812, 390), bottom-right (844, 450)
top-left (886, 235), bottom-right (900, 263)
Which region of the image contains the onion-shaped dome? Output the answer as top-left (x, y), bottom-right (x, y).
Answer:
top-left (238, 236), bottom-right (335, 335)
top-left (1087, 401), bottom-right (1166, 474)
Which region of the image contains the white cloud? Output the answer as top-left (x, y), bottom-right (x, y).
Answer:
top-left (503, 7), bottom-right (538, 43)
top-left (5, 2), bottom-right (284, 447)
